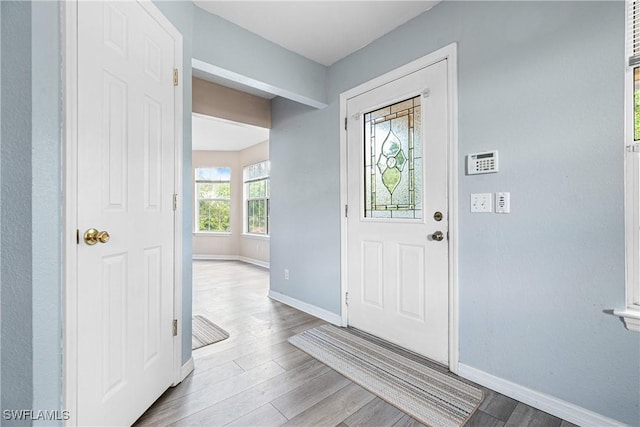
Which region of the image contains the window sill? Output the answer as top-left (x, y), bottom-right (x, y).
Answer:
top-left (241, 233), bottom-right (269, 241)
top-left (613, 308), bottom-right (640, 332)
top-left (193, 232), bottom-right (232, 237)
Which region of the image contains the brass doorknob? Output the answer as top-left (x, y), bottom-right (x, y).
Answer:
top-left (97, 230), bottom-right (110, 243)
top-left (84, 228), bottom-right (110, 245)
top-left (431, 231), bottom-right (444, 241)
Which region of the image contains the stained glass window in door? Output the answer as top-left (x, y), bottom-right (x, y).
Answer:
top-left (364, 96), bottom-right (422, 219)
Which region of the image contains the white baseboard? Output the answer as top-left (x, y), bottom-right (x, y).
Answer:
top-left (174, 357), bottom-right (194, 385)
top-left (192, 254), bottom-right (269, 269)
top-left (268, 290), bottom-right (342, 325)
top-left (192, 254), bottom-right (235, 261)
top-left (458, 364), bottom-right (628, 427)
top-left (238, 256), bottom-right (269, 269)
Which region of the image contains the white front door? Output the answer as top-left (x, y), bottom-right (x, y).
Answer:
top-left (346, 59), bottom-right (449, 364)
top-left (76, 2), bottom-right (178, 424)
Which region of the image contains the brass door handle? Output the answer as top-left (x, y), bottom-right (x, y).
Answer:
top-left (84, 228), bottom-right (110, 245)
top-left (431, 231), bottom-right (444, 241)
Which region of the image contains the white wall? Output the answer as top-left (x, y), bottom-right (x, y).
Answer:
top-left (192, 140), bottom-right (270, 266)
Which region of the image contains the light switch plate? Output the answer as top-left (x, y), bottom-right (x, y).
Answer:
top-left (471, 193), bottom-right (492, 213)
top-left (495, 192), bottom-right (510, 213)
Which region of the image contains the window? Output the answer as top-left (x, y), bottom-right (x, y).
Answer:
top-left (195, 167), bottom-right (231, 233)
top-left (618, 1), bottom-right (640, 331)
top-left (364, 96), bottom-right (422, 219)
top-left (244, 161), bottom-right (270, 235)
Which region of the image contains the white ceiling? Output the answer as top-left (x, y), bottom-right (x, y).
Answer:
top-left (192, 114), bottom-right (270, 151)
top-left (192, 1), bottom-right (440, 66)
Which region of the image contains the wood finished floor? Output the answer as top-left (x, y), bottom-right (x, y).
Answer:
top-left (135, 260), bottom-right (577, 427)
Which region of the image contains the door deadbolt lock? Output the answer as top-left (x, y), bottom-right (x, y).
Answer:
top-left (433, 211), bottom-right (443, 221)
top-left (84, 228), bottom-right (110, 245)
top-left (431, 231), bottom-right (444, 242)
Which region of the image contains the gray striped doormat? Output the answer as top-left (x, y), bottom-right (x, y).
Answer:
top-left (192, 315), bottom-right (229, 350)
top-left (289, 325), bottom-right (483, 427)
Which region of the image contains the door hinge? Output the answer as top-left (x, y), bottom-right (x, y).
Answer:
top-left (173, 194), bottom-right (178, 211)
top-left (76, 229), bottom-right (80, 245)
top-left (173, 68), bottom-right (179, 86)
top-left (345, 292), bottom-right (349, 306)
top-left (173, 319), bottom-right (178, 336)
top-left (344, 117), bottom-right (347, 131)
top-left (626, 143), bottom-right (640, 153)
top-left (344, 204), bottom-right (348, 218)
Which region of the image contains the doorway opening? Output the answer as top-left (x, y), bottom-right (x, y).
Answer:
top-left (190, 76), bottom-right (272, 351)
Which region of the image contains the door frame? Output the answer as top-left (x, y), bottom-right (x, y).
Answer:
top-left (62, 0), bottom-right (184, 422)
top-left (339, 43), bottom-right (459, 373)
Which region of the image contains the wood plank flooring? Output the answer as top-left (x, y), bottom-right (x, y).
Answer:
top-left (135, 260), bottom-right (577, 427)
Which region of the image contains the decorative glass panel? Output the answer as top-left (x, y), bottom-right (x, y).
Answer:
top-left (364, 96), bottom-right (422, 219)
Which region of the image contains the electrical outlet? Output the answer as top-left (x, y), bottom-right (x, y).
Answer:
top-left (471, 193), bottom-right (492, 213)
top-left (284, 269), bottom-right (290, 280)
top-left (495, 192), bottom-right (510, 213)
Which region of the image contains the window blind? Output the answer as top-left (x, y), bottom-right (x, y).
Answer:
top-left (629, 0), bottom-right (640, 65)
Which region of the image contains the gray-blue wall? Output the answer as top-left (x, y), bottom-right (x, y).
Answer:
top-left (0, 1), bottom-right (33, 425)
top-left (271, 100), bottom-right (339, 312)
top-left (1, 1), bottom-right (33, 424)
top-left (270, 1), bottom-right (639, 424)
top-left (0, 0), bottom-right (3, 408)
top-left (1, 0), bottom-right (3, 408)
top-left (2, 1), bottom-right (62, 423)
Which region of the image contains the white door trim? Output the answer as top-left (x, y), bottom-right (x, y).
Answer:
top-left (62, 1), bottom-right (184, 422)
top-left (339, 43), bottom-right (459, 373)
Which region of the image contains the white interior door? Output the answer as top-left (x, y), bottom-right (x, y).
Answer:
top-left (346, 59), bottom-right (449, 364)
top-left (76, 2), bottom-right (177, 424)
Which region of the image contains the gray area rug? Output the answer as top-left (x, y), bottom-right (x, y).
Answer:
top-left (289, 325), bottom-right (483, 427)
top-left (192, 315), bottom-right (229, 350)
